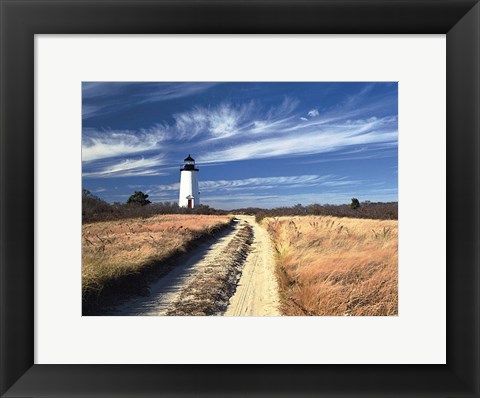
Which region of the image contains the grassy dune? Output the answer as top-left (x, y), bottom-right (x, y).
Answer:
top-left (263, 216), bottom-right (398, 316)
top-left (82, 214), bottom-right (233, 300)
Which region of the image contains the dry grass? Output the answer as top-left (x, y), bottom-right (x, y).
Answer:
top-left (263, 216), bottom-right (398, 316)
top-left (82, 214), bottom-right (233, 297)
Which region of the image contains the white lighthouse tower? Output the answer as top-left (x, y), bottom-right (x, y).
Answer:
top-left (178, 154), bottom-right (200, 208)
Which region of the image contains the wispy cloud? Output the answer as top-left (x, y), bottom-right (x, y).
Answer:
top-left (199, 175), bottom-right (356, 191)
top-left (83, 156), bottom-right (165, 178)
top-left (82, 82), bottom-right (219, 120)
top-left (169, 101), bottom-right (256, 141)
top-left (82, 128), bottom-right (164, 162)
top-left (81, 101), bottom-right (257, 162)
top-left (145, 175), bottom-right (359, 197)
top-left (83, 109), bottom-right (396, 175)
top-left (198, 115), bottom-right (397, 164)
top-left (82, 83), bottom-right (397, 181)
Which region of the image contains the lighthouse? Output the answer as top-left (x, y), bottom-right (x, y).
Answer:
top-left (178, 154), bottom-right (200, 208)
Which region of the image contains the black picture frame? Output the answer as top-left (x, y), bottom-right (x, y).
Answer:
top-left (1, 1), bottom-right (479, 397)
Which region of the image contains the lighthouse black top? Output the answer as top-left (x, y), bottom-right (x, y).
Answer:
top-left (181, 154), bottom-right (199, 171)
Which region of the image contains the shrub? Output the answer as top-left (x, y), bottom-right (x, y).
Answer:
top-left (255, 211), bottom-right (267, 223)
top-left (350, 198), bottom-right (360, 209)
top-left (127, 191), bottom-right (151, 206)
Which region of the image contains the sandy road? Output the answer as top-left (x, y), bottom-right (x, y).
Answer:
top-left (225, 216), bottom-right (280, 316)
top-left (112, 215), bottom-right (280, 316)
top-left (112, 220), bottom-right (242, 316)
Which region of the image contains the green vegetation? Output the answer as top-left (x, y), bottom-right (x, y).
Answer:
top-left (127, 191), bottom-right (151, 206)
top-left (350, 197), bottom-right (360, 209)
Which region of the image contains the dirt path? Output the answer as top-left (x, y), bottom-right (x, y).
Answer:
top-left (112, 215), bottom-right (280, 316)
top-left (225, 216), bottom-right (280, 316)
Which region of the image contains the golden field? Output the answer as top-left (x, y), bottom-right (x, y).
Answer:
top-left (82, 214), bottom-right (232, 297)
top-left (263, 216), bottom-right (398, 316)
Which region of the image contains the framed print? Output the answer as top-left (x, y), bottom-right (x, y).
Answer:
top-left (35, 36), bottom-right (442, 365)
top-left (79, 81), bottom-right (399, 318)
top-left (1, 1), bottom-right (479, 397)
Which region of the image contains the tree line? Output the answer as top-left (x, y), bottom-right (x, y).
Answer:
top-left (82, 189), bottom-right (224, 223)
top-left (82, 189), bottom-right (398, 224)
top-left (252, 199), bottom-right (397, 222)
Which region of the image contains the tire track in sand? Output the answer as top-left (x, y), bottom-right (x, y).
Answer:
top-left (112, 219), bottom-right (244, 315)
top-left (224, 216), bottom-right (281, 316)
top-left (111, 215), bottom-right (280, 316)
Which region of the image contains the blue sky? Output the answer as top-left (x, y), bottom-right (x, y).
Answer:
top-left (82, 82), bottom-right (398, 210)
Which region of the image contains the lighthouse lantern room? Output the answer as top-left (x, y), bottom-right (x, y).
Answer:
top-left (179, 155), bottom-right (200, 208)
